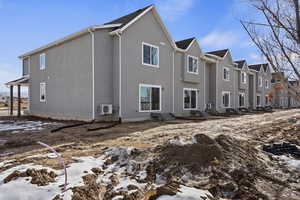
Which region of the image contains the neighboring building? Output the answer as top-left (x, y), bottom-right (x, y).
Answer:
top-left (205, 49), bottom-right (237, 112)
top-left (271, 72), bottom-right (300, 108)
top-left (249, 64), bottom-right (272, 107)
top-left (234, 60), bottom-right (252, 109)
top-left (6, 5), bottom-right (286, 121)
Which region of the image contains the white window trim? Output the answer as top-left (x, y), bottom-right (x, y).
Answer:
top-left (187, 55), bottom-right (199, 75)
top-left (40, 53), bottom-right (46, 70)
top-left (258, 76), bottom-right (263, 87)
top-left (241, 72), bottom-right (247, 84)
top-left (142, 42), bottom-right (159, 68)
top-left (183, 88), bottom-right (198, 110)
top-left (223, 67), bottom-right (230, 81)
top-left (139, 83), bottom-right (162, 112)
top-left (239, 92), bottom-right (245, 107)
top-left (40, 82), bottom-right (46, 103)
top-left (265, 79), bottom-right (269, 88)
top-left (256, 94), bottom-right (261, 106)
top-left (222, 91), bottom-right (231, 108)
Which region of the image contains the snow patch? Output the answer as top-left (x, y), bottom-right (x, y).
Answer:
top-left (157, 185), bottom-right (213, 200)
top-left (280, 156), bottom-right (300, 169)
top-left (0, 120), bottom-right (62, 132)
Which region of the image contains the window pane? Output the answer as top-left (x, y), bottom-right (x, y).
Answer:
top-left (257, 96), bottom-right (260, 105)
top-left (223, 69), bottom-right (226, 79)
top-left (184, 90), bottom-right (190, 109)
top-left (143, 45), bottom-right (151, 64)
top-left (223, 93), bottom-right (229, 107)
top-left (191, 91), bottom-right (197, 109)
top-left (151, 87), bottom-right (160, 111)
top-left (193, 59), bottom-right (198, 73)
top-left (140, 87), bottom-right (151, 111)
top-left (188, 57), bottom-right (193, 72)
top-left (151, 47), bottom-right (158, 65)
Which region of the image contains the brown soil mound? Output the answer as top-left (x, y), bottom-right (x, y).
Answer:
top-left (156, 134), bottom-right (224, 173)
top-left (4, 168), bottom-right (57, 186)
top-left (72, 174), bottom-right (104, 200)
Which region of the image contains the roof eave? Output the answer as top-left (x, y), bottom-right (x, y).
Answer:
top-left (19, 24), bottom-right (122, 59)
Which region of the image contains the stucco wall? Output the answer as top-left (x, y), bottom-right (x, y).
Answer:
top-left (28, 33), bottom-right (93, 121)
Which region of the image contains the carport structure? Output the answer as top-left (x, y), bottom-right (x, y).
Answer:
top-left (5, 76), bottom-right (29, 117)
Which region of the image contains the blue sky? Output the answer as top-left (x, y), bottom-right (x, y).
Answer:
top-left (0, 0), bottom-right (264, 93)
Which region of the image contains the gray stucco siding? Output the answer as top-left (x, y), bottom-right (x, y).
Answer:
top-left (94, 29), bottom-right (115, 118)
top-left (120, 11), bottom-right (174, 120)
top-left (216, 57), bottom-right (236, 111)
top-left (29, 33), bottom-right (93, 120)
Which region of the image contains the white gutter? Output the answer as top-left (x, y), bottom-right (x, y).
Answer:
top-left (88, 28), bottom-right (95, 120)
top-left (205, 54), bottom-right (223, 61)
top-left (19, 24), bottom-right (121, 59)
top-left (116, 32), bottom-right (122, 118)
top-left (215, 61), bottom-right (219, 111)
top-left (172, 50), bottom-right (175, 113)
top-left (203, 62), bottom-right (206, 110)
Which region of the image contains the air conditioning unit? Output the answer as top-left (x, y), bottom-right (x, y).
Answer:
top-left (100, 104), bottom-right (113, 115)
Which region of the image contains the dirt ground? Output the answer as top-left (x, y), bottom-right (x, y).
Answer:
top-left (1, 109), bottom-right (300, 199)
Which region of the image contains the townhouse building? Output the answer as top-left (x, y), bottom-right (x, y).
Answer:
top-left (248, 64), bottom-right (272, 107)
top-left (6, 5), bottom-right (277, 121)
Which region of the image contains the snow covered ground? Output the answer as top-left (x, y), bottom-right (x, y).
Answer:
top-left (0, 120), bottom-right (61, 132)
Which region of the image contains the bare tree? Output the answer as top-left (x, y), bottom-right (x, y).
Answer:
top-left (240, 0), bottom-right (300, 102)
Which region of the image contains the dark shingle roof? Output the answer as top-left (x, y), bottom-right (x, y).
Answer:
top-left (235, 60), bottom-right (246, 69)
top-left (104, 5), bottom-right (152, 29)
top-left (262, 63), bottom-right (269, 72)
top-left (248, 64), bottom-right (262, 72)
top-left (206, 49), bottom-right (229, 58)
top-left (175, 37), bottom-right (195, 50)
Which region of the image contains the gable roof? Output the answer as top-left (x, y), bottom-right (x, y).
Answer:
top-left (175, 37), bottom-right (195, 50)
top-left (262, 63), bottom-right (269, 72)
top-left (206, 49), bottom-right (229, 58)
top-left (248, 64), bottom-right (262, 72)
top-left (235, 60), bottom-right (246, 69)
top-left (104, 5), bottom-right (152, 30)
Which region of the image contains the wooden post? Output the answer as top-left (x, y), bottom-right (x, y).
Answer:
top-left (10, 85), bottom-right (13, 116)
top-left (17, 85), bottom-right (21, 117)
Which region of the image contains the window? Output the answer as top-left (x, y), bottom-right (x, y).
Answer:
top-left (183, 88), bottom-right (198, 110)
top-left (256, 95), bottom-right (261, 106)
top-left (40, 82), bottom-right (46, 102)
top-left (139, 84), bottom-right (161, 112)
top-left (239, 93), bottom-right (245, 107)
top-left (265, 95), bottom-right (269, 105)
top-left (258, 76), bottom-right (263, 87)
top-left (40, 53), bottom-right (46, 70)
top-left (222, 91), bottom-right (230, 108)
top-left (187, 55), bottom-right (198, 74)
top-left (142, 43), bottom-right (159, 67)
top-left (265, 80), bottom-right (269, 88)
top-left (241, 72), bottom-right (247, 84)
top-left (223, 67), bottom-right (230, 81)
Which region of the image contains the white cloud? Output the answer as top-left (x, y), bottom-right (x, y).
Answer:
top-left (200, 30), bottom-right (240, 49)
top-left (156, 0), bottom-right (194, 21)
top-left (249, 53), bottom-right (265, 63)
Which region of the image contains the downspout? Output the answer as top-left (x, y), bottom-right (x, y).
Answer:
top-left (88, 28), bottom-right (95, 120)
top-left (172, 50), bottom-right (175, 113)
top-left (203, 61), bottom-right (206, 110)
top-left (116, 32), bottom-right (122, 119)
top-left (233, 68), bottom-right (236, 108)
top-left (215, 61), bottom-right (218, 111)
